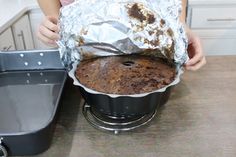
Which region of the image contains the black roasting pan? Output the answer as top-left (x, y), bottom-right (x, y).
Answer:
top-left (0, 49), bottom-right (66, 156)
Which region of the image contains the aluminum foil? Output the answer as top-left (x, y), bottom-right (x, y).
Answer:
top-left (58, 0), bottom-right (188, 67)
top-left (58, 0), bottom-right (188, 97)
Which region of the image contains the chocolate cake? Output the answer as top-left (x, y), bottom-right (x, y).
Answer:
top-left (75, 55), bottom-right (176, 95)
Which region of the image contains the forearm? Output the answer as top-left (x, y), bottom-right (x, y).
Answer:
top-left (180, 0), bottom-right (187, 23)
top-left (37, 0), bottom-right (61, 18)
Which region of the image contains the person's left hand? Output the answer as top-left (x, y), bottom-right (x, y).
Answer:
top-left (37, 16), bottom-right (60, 47)
top-left (184, 27), bottom-right (206, 71)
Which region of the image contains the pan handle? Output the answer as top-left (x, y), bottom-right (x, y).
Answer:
top-left (0, 138), bottom-right (8, 157)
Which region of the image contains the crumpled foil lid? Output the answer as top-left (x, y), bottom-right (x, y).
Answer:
top-left (58, 0), bottom-right (188, 67)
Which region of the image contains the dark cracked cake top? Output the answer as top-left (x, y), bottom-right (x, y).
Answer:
top-left (75, 55), bottom-right (176, 95)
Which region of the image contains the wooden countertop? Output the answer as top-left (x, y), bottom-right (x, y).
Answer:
top-left (21, 56), bottom-right (236, 157)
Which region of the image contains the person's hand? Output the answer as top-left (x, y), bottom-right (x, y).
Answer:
top-left (37, 16), bottom-right (60, 47)
top-left (184, 27), bottom-right (206, 71)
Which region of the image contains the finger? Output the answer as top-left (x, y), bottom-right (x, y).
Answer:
top-left (37, 31), bottom-right (57, 47)
top-left (185, 57), bottom-right (206, 71)
top-left (42, 16), bottom-right (59, 32)
top-left (38, 25), bottom-right (60, 41)
top-left (37, 32), bottom-right (56, 46)
top-left (186, 35), bottom-right (203, 66)
top-left (47, 16), bottom-right (58, 24)
top-left (186, 43), bottom-right (203, 66)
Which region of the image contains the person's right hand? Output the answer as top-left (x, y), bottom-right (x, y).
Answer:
top-left (37, 16), bottom-right (60, 47)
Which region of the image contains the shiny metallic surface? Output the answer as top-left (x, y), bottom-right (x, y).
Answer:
top-left (0, 50), bottom-right (67, 156)
top-left (82, 103), bottom-right (157, 134)
top-left (0, 49), bottom-right (64, 71)
top-left (58, 0), bottom-right (188, 67)
top-left (0, 70), bottom-right (66, 134)
top-left (0, 144), bottom-right (8, 157)
top-left (78, 86), bottom-right (172, 118)
top-left (0, 138), bottom-right (7, 157)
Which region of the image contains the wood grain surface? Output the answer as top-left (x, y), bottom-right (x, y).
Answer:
top-left (19, 56), bottom-right (236, 157)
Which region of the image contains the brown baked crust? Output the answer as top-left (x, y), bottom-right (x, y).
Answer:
top-left (75, 55), bottom-right (176, 95)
